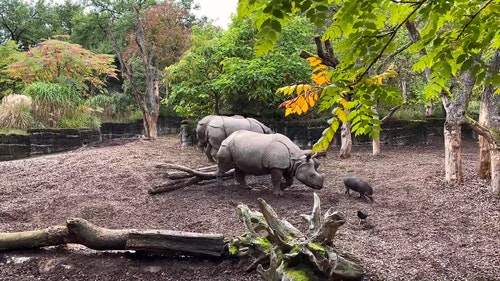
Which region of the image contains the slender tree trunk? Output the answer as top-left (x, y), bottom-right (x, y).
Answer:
top-left (135, 6), bottom-right (160, 140)
top-left (105, 6), bottom-right (160, 140)
top-left (492, 147), bottom-right (500, 194)
top-left (339, 117), bottom-right (352, 158)
top-left (478, 50), bottom-right (500, 180)
top-left (441, 69), bottom-right (475, 184)
top-left (372, 106), bottom-right (380, 156)
top-left (406, 21), bottom-right (433, 117)
top-left (443, 120), bottom-right (463, 184)
top-left (478, 95), bottom-right (492, 179)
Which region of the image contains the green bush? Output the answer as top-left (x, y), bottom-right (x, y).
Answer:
top-left (85, 93), bottom-right (140, 122)
top-left (0, 94), bottom-right (34, 130)
top-left (23, 82), bottom-right (77, 127)
top-left (58, 108), bottom-right (100, 129)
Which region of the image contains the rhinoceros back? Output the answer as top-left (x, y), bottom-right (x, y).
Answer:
top-left (222, 131), bottom-right (304, 175)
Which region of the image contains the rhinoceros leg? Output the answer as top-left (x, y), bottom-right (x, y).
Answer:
top-left (234, 168), bottom-right (251, 189)
top-left (270, 169), bottom-right (284, 196)
top-left (205, 143), bottom-right (216, 163)
top-left (280, 171), bottom-right (294, 190)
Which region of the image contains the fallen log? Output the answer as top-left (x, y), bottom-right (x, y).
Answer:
top-left (149, 163), bottom-right (234, 194)
top-left (0, 218), bottom-right (225, 257)
top-left (155, 163), bottom-right (219, 178)
top-left (149, 176), bottom-right (203, 194)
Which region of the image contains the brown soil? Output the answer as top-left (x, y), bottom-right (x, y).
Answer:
top-left (1, 135), bottom-right (499, 281)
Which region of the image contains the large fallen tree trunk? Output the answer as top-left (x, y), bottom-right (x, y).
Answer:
top-left (0, 218), bottom-right (224, 257)
top-left (149, 163), bottom-right (234, 194)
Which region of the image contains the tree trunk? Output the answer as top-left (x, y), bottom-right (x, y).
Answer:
top-left (478, 50), bottom-right (500, 180)
top-left (0, 218), bottom-right (225, 257)
top-left (492, 147), bottom-right (500, 194)
top-left (441, 68), bottom-right (475, 184)
top-left (339, 118), bottom-right (352, 158)
top-left (135, 6), bottom-right (160, 140)
top-left (406, 21), bottom-right (433, 117)
top-left (372, 106), bottom-right (381, 156)
top-left (478, 93), bottom-right (492, 179)
top-left (143, 111), bottom-right (159, 140)
top-left (106, 7), bottom-right (161, 140)
top-left (443, 120), bottom-right (463, 184)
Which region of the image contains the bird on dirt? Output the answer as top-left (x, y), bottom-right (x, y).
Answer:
top-left (357, 210), bottom-right (368, 225)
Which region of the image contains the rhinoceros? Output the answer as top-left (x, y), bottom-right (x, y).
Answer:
top-left (196, 115), bottom-right (273, 162)
top-left (216, 130), bottom-right (324, 196)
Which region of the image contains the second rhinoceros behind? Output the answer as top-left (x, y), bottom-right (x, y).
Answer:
top-left (196, 115), bottom-right (273, 162)
top-left (216, 130), bottom-right (324, 196)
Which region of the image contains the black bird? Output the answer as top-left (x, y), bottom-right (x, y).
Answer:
top-left (357, 210), bottom-right (368, 225)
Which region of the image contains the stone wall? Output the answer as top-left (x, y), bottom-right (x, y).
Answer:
top-left (267, 118), bottom-right (447, 149)
top-left (29, 128), bottom-right (101, 155)
top-left (100, 121), bottom-right (143, 140)
top-left (1, 118), bottom-right (465, 161)
top-left (0, 134), bottom-right (30, 161)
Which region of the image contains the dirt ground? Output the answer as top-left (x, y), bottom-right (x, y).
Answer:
top-left (0, 134), bottom-right (499, 281)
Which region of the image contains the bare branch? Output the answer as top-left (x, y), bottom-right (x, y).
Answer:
top-left (352, 1), bottom-right (425, 86)
top-left (381, 106), bottom-right (402, 123)
top-left (457, 0), bottom-right (493, 40)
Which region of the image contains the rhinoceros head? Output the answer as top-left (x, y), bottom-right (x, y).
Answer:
top-left (294, 153), bottom-right (324, 190)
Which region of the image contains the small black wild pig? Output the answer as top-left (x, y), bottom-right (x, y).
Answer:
top-left (343, 175), bottom-right (374, 201)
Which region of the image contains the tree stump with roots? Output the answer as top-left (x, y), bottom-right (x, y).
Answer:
top-left (229, 193), bottom-right (364, 281)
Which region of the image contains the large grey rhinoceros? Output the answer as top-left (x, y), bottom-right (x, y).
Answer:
top-left (196, 115), bottom-right (273, 162)
top-left (216, 130), bottom-right (324, 196)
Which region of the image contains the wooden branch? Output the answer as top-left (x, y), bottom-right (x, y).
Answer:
top-left (462, 116), bottom-right (496, 145)
top-left (155, 163), bottom-right (220, 178)
top-left (126, 230), bottom-right (224, 257)
top-left (353, 2), bottom-right (425, 86)
top-left (148, 176), bottom-right (203, 194)
top-left (381, 105), bottom-right (402, 123)
top-left (0, 226), bottom-right (69, 250)
top-left (0, 218), bottom-right (225, 257)
top-left (150, 164), bottom-right (234, 194)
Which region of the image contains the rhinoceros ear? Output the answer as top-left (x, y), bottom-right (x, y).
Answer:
top-left (305, 151), bottom-right (318, 161)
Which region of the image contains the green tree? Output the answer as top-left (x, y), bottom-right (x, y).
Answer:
top-left (166, 16), bottom-right (315, 118)
top-left (0, 41), bottom-right (22, 99)
top-left (90, 0), bottom-right (195, 139)
top-left (239, 0), bottom-right (500, 190)
top-left (165, 23), bottom-right (224, 116)
top-left (0, 0), bottom-right (81, 49)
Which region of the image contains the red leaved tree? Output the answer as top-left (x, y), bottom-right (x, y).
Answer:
top-left (107, 1), bottom-right (192, 139)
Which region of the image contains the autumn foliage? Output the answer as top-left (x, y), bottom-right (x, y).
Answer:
top-left (122, 1), bottom-right (191, 68)
top-left (6, 39), bottom-right (118, 95)
top-left (277, 57), bottom-right (327, 116)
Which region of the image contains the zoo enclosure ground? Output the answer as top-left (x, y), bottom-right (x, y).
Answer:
top-left (0, 135), bottom-right (499, 280)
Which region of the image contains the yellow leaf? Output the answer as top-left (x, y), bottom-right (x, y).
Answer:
top-left (296, 84), bottom-right (304, 95)
top-left (285, 107), bottom-right (293, 116)
top-left (306, 94), bottom-right (315, 107)
top-left (336, 108), bottom-right (347, 123)
top-left (339, 98), bottom-right (349, 108)
top-left (303, 84), bottom-right (312, 92)
top-left (283, 86), bottom-right (295, 96)
top-left (307, 56), bottom-right (322, 67)
top-left (313, 64), bottom-right (327, 73)
top-left (276, 86), bottom-right (286, 93)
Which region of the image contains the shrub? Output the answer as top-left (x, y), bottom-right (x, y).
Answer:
top-left (85, 93), bottom-right (139, 122)
top-left (0, 94), bottom-right (34, 130)
top-left (23, 82), bottom-right (77, 127)
top-left (58, 107), bottom-right (101, 129)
